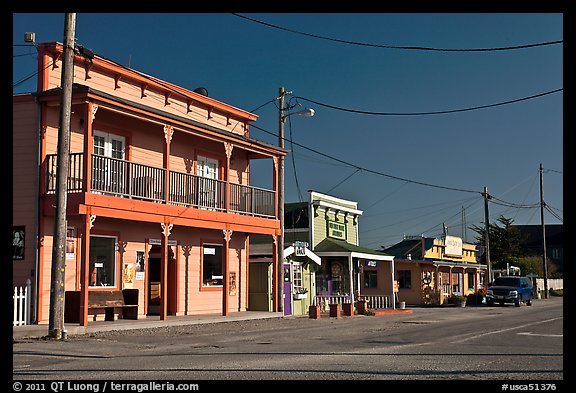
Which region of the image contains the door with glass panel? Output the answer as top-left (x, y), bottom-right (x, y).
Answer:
top-left (93, 131), bottom-right (126, 195)
top-left (197, 156), bottom-right (219, 209)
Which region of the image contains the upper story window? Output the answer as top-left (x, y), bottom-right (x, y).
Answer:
top-left (197, 156), bottom-right (218, 179)
top-left (93, 131), bottom-right (126, 194)
top-left (94, 130), bottom-right (125, 159)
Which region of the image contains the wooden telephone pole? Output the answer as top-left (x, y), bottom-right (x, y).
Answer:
top-left (48, 13), bottom-right (76, 339)
top-left (539, 163), bottom-right (549, 299)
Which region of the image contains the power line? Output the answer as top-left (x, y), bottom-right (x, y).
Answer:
top-left (13, 59), bottom-right (55, 89)
top-left (287, 111), bottom-right (304, 201)
top-left (294, 88), bottom-right (563, 117)
top-left (544, 205), bottom-right (563, 222)
top-left (231, 14), bottom-right (563, 52)
top-left (251, 123), bottom-right (480, 195)
top-left (489, 195), bottom-right (540, 209)
top-left (326, 168), bottom-right (362, 194)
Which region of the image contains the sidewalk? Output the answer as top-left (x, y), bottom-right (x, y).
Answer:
top-left (13, 311), bottom-right (284, 340)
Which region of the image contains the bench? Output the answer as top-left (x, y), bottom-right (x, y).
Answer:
top-left (65, 289), bottom-right (139, 323)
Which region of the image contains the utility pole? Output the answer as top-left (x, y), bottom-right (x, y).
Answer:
top-left (539, 163), bottom-right (549, 299)
top-left (49, 13), bottom-right (76, 339)
top-left (483, 186), bottom-right (492, 285)
top-left (277, 86), bottom-right (286, 314)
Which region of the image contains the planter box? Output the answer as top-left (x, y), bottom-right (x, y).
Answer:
top-left (293, 293), bottom-right (308, 300)
top-left (356, 299), bottom-right (368, 314)
top-left (342, 303), bottom-right (353, 316)
top-left (329, 303), bottom-right (341, 318)
top-left (309, 305), bottom-right (320, 319)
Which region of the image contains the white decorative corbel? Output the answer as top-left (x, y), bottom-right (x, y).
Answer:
top-left (224, 142), bottom-right (234, 159)
top-left (161, 222), bottom-right (173, 237)
top-left (223, 229), bottom-right (233, 242)
top-left (91, 104), bottom-right (98, 121)
top-left (163, 125), bottom-right (173, 143)
top-left (89, 214), bottom-right (96, 229)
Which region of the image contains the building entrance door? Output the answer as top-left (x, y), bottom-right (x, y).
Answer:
top-left (283, 263), bottom-right (292, 315)
top-left (147, 245), bottom-right (175, 315)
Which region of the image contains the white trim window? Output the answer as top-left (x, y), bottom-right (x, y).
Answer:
top-left (89, 235), bottom-right (118, 287)
top-left (197, 155), bottom-right (219, 209)
top-left (93, 131), bottom-right (126, 194)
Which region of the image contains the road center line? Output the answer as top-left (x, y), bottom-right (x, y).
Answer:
top-left (450, 317), bottom-right (563, 344)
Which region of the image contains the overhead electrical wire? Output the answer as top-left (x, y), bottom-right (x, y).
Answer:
top-left (294, 88), bottom-right (563, 117)
top-left (231, 13), bottom-right (563, 52)
top-left (19, 42), bottom-right (558, 225)
top-left (326, 168), bottom-right (362, 194)
top-left (251, 122), bottom-right (480, 195)
top-left (545, 205), bottom-right (563, 222)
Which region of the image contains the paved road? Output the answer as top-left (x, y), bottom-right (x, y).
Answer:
top-left (13, 297), bottom-right (563, 383)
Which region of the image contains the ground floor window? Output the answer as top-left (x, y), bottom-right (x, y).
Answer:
top-left (364, 270), bottom-right (378, 288)
top-left (397, 270), bottom-right (411, 289)
top-left (451, 271), bottom-right (463, 294)
top-left (89, 235), bottom-right (117, 287)
top-left (203, 244), bottom-right (223, 286)
top-left (467, 271), bottom-right (475, 291)
top-left (293, 263), bottom-right (303, 289)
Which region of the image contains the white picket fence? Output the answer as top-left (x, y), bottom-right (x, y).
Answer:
top-left (13, 279), bottom-right (32, 326)
top-left (313, 294), bottom-right (390, 311)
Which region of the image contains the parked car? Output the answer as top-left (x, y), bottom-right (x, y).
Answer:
top-left (486, 276), bottom-right (533, 307)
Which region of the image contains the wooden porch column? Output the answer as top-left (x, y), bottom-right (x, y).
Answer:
top-left (271, 234), bottom-right (278, 312)
top-left (348, 255), bottom-right (355, 304)
top-left (272, 157), bottom-right (279, 219)
top-left (83, 103), bottom-right (95, 193)
top-left (163, 125), bottom-right (173, 204)
top-left (222, 229), bottom-right (232, 316)
top-left (79, 209), bottom-right (92, 326)
top-left (160, 221), bottom-right (172, 320)
top-left (224, 143), bottom-right (233, 212)
top-left (272, 157), bottom-right (280, 313)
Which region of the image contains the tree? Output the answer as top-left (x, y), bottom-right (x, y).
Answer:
top-left (471, 215), bottom-right (528, 270)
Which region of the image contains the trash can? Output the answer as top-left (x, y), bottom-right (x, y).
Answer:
top-left (398, 301), bottom-right (406, 310)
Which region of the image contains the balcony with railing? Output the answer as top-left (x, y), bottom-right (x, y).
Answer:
top-left (45, 153), bottom-right (276, 219)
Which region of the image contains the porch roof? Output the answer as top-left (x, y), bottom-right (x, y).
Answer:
top-left (314, 238), bottom-right (394, 262)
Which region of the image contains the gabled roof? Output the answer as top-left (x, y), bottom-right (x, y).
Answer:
top-left (382, 239), bottom-right (423, 259)
top-left (314, 238), bottom-right (393, 261)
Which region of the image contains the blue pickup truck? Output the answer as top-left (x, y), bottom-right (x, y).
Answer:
top-left (486, 276), bottom-right (534, 307)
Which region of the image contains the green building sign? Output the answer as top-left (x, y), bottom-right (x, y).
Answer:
top-left (327, 220), bottom-right (346, 240)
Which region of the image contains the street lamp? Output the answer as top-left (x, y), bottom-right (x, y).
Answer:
top-left (277, 86), bottom-right (315, 314)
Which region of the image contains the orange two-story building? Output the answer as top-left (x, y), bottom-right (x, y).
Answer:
top-left (13, 42), bottom-right (286, 326)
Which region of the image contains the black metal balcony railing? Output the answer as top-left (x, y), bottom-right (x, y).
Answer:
top-left (45, 153), bottom-right (276, 218)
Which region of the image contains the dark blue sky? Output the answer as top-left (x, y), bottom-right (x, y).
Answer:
top-left (13, 13), bottom-right (563, 249)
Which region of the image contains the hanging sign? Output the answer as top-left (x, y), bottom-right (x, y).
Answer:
top-left (294, 241), bottom-right (309, 256)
